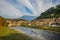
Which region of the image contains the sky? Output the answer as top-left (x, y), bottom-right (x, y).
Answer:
top-left (0, 0), bottom-right (60, 18)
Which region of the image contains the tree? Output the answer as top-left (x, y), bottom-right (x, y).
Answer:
top-left (0, 16), bottom-right (2, 29)
top-left (36, 4), bottom-right (60, 19)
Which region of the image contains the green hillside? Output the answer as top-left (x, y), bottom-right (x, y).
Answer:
top-left (36, 4), bottom-right (60, 19)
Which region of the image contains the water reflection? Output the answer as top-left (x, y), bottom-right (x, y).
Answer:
top-left (11, 26), bottom-right (60, 40)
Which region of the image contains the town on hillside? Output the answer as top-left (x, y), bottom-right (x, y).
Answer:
top-left (0, 4), bottom-right (60, 28)
top-left (0, 16), bottom-right (60, 28)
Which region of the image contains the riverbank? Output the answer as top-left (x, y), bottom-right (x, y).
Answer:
top-left (0, 26), bottom-right (33, 40)
top-left (39, 26), bottom-right (60, 34)
top-left (10, 27), bottom-right (60, 40)
top-left (19, 26), bottom-right (60, 34)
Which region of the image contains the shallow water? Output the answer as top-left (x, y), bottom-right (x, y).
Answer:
top-left (11, 26), bottom-right (60, 40)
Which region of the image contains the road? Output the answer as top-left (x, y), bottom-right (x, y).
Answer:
top-left (10, 26), bottom-right (60, 40)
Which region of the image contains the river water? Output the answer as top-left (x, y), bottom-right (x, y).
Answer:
top-left (11, 26), bottom-right (60, 40)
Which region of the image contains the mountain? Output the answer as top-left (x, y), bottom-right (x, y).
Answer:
top-left (35, 4), bottom-right (60, 20)
top-left (19, 15), bottom-right (36, 21)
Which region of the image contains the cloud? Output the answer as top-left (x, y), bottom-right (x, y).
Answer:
top-left (17, 0), bottom-right (60, 16)
top-left (30, 0), bottom-right (60, 16)
top-left (7, 0), bottom-right (34, 16)
top-left (0, 0), bottom-right (22, 18)
top-left (0, 0), bottom-right (60, 18)
top-left (19, 0), bottom-right (33, 10)
top-left (17, 0), bottom-right (39, 16)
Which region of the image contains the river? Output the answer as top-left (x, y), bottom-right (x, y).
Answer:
top-left (10, 26), bottom-right (60, 40)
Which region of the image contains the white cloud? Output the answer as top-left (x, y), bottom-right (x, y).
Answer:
top-left (37, 0), bottom-right (50, 12)
top-left (17, 0), bottom-right (34, 15)
top-left (0, 0), bottom-right (60, 18)
top-left (0, 0), bottom-right (23, 18)
top-left (30, 0), bottom-right (60, 16)
top-left (17, 0), bottom-right (39, 16)
top-left (17, 0), bottom-right (60, 16)
top-left (7, 0), bottom-right (34, 16)
top-left (18, 0), bottom-right (33, 10)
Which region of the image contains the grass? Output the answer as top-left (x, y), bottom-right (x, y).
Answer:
top-left (0, 26), bottom-right (33, 40)
top-left (43, 26), bottom-right (60, 33)
top-left (0, 27), bottom-right (18, 36)
top-left (33, 26), bottom-right (60, 34)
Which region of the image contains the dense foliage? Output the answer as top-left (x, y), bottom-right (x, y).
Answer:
top-left (1, 17), bottom-right (9, 27)
top-left (36, 4), bottom-right (60, 19)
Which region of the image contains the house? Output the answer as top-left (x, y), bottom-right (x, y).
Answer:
top-left (31, 18), bottom-right (56, 26)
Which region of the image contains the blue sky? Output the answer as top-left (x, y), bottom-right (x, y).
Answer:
top-left (0, 0), bottom-right (60, 18)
